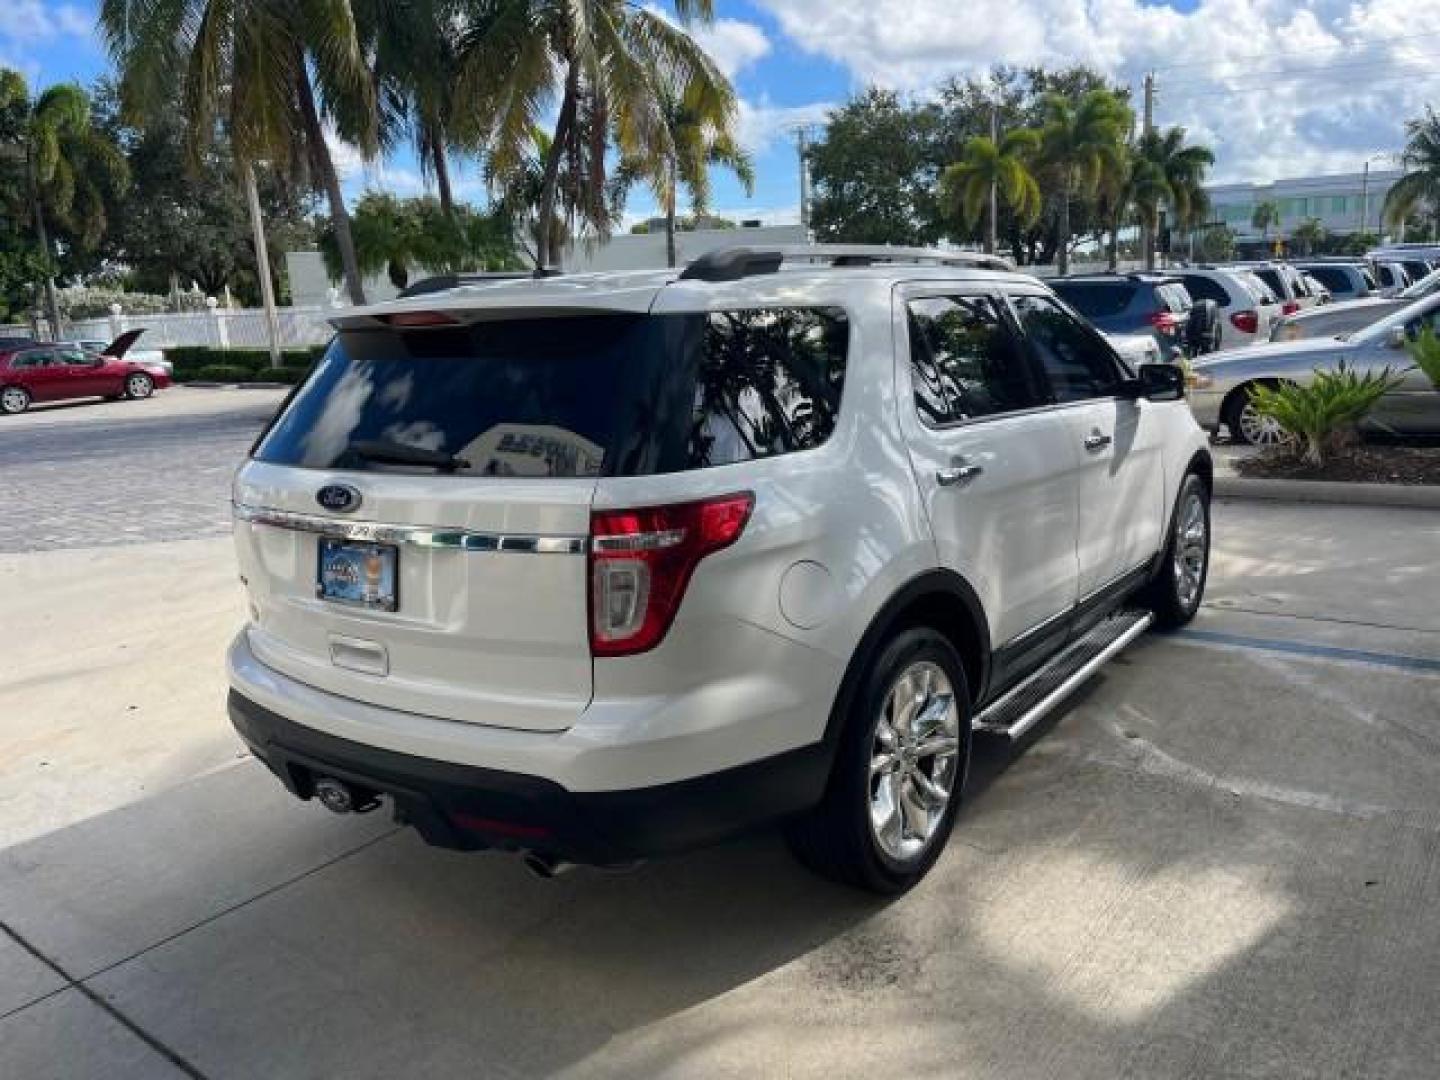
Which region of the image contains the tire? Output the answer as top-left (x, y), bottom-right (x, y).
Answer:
top-left (123, 372), bottom-right (154, 400)
top-left (785, 627), bottom-right (972, 894)
top-left (1141, 473), bottom-right (1211, 629)
top-left (1222, 381), bottom-right (1287, 446)
top-left (0, 385), bottom-right (30, 415)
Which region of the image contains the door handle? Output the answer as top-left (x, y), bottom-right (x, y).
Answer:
top-left (1083, 432), bottom-right (1112, 452)
top-left (936, 460), bottom-right (983, 486)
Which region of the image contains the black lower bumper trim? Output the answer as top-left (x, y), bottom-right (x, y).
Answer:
top-left (228, 690), bottom-right (832, 863)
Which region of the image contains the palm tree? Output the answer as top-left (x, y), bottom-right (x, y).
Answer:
top-left (1251, 200), bottom-right (1280, 246)
top-left (1293, 216), bottom-right (1326, 256)
top-left (456, 0), bottom-right (732, 271)
top-left (0, 72), bottom-right (128, 337)
top-left (100, 0), bottom-right (379, 307)
top-left (1036, 89), bottom-right (1130, 275)
top-left (1384, 108), bottom-right (1440, 234)
top-left (626, 76), bottom-right (753, 267)
top-left (940, 129), bottom-right (1041, 254)
top-left (1132, 125), bottom-right (1214, 270)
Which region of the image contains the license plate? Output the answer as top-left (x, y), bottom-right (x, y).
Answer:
top-left (317, 539), bottom-right (398, 611)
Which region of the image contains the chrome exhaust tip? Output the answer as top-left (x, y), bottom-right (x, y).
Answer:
top-left (313, 776), bottom-right (356, 814)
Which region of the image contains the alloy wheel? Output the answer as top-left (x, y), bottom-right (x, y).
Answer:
top-left (869, 660), bottom-right (961, 863)
top-left (126, 374), bottom-right (152, 399)
top-left (1237, 399), bottom-right (1288, 445)
top-left (1, 387), bottom-right (27, 414)
top-left (1173, 489), bottom-right (1208, 610)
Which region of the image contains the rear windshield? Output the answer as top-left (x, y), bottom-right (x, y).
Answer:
top-left (1305, 266), bottom-right (1351, 292)
top-left (1048, 282), bottom-right (1133, 318)
top-left (254, 308), bottom-right (849, 478)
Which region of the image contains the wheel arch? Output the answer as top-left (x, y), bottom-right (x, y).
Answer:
top-left (823, 569), bottom-right (991, 751)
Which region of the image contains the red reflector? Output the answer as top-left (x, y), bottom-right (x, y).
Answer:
top-left (450, 813), bottom-right (552, 841)
top-left (1148, 311), bottom-right (1179, 333)
top-left (382, 310), bottom-right (459, 327)
top-left (1230, 309), bottom-right (1259, 334)
top-left (1282, 300), bottom-right (1300, 316)
top-left (589, 492), bottom-right (754, 657)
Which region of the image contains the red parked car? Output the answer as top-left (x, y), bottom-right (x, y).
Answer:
top-left (0, 331), bottom-right (171, 415)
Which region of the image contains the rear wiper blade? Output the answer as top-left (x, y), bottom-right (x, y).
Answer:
top-left (346, 438), bottom-right (470, 472)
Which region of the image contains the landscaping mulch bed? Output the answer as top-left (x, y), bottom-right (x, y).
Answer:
top-left (1235, 444), bottom-right (1440, 486)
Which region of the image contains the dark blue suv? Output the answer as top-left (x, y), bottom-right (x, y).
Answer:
top-left (1050, 274), bottom-right (1195, 360)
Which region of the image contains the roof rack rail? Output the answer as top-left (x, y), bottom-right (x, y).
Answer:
top-left (395, 271), bottom-right (537, 299)
top-left (678, 244), bottom-right (1014, 282)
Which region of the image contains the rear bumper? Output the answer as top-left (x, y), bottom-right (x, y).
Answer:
top-left (230, 689), bottom-right (831, 862)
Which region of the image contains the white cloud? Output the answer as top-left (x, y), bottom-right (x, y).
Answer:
top-left (754, 0), bottom-right (1440, 183)
top-left (736, 97), bottom-right (836, 153)
top-left (0, 2), bottom-right (92, 45)
top-left (692, 18), bottom-right (772, 78)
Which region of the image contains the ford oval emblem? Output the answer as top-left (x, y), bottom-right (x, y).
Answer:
top-left (316, 484), bottom-right (362, 514)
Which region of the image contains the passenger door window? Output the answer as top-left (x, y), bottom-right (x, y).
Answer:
top-left (905, 294), bottom-right (1040, 425)
top-left (1010, 293), bottom-right (1126, 403)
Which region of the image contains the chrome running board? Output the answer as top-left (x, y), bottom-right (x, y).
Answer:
top-left (974, 610), bottom-right (1154, 740)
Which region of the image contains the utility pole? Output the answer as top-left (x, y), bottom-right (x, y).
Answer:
top-left (797, 127), bottom-right (812, 234)
top-left (1360, 159), bottom-right (1371, 240)
top-left (1142, 72), bottom-right (1156, 271)
top-left (243, 164), bottom-right (283, 370)
top-left (988, 104), bottom-right (999, 255)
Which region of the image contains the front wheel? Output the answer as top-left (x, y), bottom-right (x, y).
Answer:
top-left (1223, 382), bottom-right (1287, 446)
top-left (1142, 473), bottom-right (1211, 629)
top-left (785, 627), bottom-right (971, 894)
top-left (123, 372), bottom-right (154, 400)
top-left (0, 385), bottom-right (30, 415)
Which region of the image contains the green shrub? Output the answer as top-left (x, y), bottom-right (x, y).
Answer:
top-left (192, 364), bottom-right (256, 382)
top-left (1407, 325), bottom-right (1440, 391)
top-left (1247, 362), bottom-right (1403, 467)
top-left (169, 346), bottom-right (323, 381)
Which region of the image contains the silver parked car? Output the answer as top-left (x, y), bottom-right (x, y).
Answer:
top-left (1189, 291), bottom-right (1440, 444)
top-left (1271, 268), bottom-right (1440, 342)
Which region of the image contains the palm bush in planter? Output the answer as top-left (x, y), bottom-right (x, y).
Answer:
top-left (1409, 326), bottom-right (1440, 390)
top-left (1247, 362), bottom-right (1402, 467)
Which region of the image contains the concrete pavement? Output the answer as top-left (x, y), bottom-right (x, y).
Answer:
top-left (3, 393), bottom-right (1439, 1078)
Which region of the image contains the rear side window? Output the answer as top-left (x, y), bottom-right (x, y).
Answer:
top-left (1181, 274), bottom-right (1229, 305)
top-left (1048, 282), bottom-right (1134, 318)
top-left (1360, 267), bottom-right (1379, 290)
top-left (906, 295), bottom-right (1040, 424)
top-left (1255, 269), bottom-right (1284, 297)
top-left (1306, 266), bottom-right (1349, 292)
top-left (254, 308), bottom-right (848, 478)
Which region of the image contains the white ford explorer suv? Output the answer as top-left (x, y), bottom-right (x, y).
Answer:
top-left (227, 245), bottom-right (1213, 893)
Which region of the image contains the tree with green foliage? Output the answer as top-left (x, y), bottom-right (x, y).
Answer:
top-left (1292, 217), bottom-right (1327, 256)
top-left (456, 0), bottom-right (732, 271)
top-left (1195, 224), bottom-right (1236, 262)
top-left (100, 0), bottom-right (379, 306)
top-left (1384, 108), bottom-right (1440, 235)
top-left (0, 70), bottom-right (128, 335)
top-left (806, 89), bottom-right (942, 246)
top-left (622, 76), bottom-right (753, 267)
top-left (319, 193), bottom-right (520, 288)
top-left (1130, 125), bottom-right (1213, 270)
top-left (940, 129), bottom-right (1041, 253)
top-left (1251, 200), bottom-right (1280, 245)
top-left (1035, 88), bottom-right (1130, 274)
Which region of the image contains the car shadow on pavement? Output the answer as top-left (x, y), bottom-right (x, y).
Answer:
top-left (6, 663), bottom-right (1440, 1078)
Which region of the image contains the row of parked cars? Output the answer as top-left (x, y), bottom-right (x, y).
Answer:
top-left (1046, 246), bottom-right (1440, 443)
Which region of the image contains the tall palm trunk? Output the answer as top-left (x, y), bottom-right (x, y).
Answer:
top-left (1107, 215), bottom-right (1120, 272)
top-left (26, 158), bottom-right (62, 340)
top-left (665, 161), bottom-right (678, 267)
top-left (1057, 186), bottom-right (1072, 275)
top-left (296, 71), bottom-right (366, 305)
top-left (535, 63), bottom-right (579, 273)
top-left (243, 163), bottom-right (284, 369)
top-left (427, 125), bottom-right (455, 217)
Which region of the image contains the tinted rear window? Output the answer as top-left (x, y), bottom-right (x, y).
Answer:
top-left (254, 308), bottom-right (849, 478)
top-left (1181, 275), bottom-right (1229, 304)
top-left (1305, 266), bottom-right (1350, 292)
top-left (1048, 282), bottom-right (1134, 318)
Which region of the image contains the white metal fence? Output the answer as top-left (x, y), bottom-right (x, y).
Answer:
top-left (2, 303), bottom-right (341, 350)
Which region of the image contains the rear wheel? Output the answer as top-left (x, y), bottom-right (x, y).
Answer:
top-left (786, 627), bottom-right (971, 894)
top-left (1142, 473), bottom-right (1210, 629)
top-left (123, 372), bottom-right (154, 400)
top-left (0, 386), bottom-right (30, 415)
top-left (1223, 381), bottom-right (1287, 445)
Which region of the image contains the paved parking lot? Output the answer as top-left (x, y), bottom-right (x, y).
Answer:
top-left (2, 391), bottom-right (1439, 1078)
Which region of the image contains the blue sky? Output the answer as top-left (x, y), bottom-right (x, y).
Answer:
top-left (4, 0), bottom-right (1433, 223)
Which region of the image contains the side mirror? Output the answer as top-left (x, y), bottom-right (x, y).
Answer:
top-left (1387, 326), bottom-right (1408, 350)
top-left (1135, 362), bottom-right (1185, 402)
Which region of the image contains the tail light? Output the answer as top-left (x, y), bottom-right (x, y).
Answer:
top-left (1282, 300), bottom-right (1300, 316)
top-left (1230, 309), bottom-right (1259, 334)
top-left (589, 492), bottom-right (754, 657)
top-left (1148, 311), bottom-right (1179, 334)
